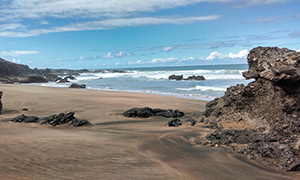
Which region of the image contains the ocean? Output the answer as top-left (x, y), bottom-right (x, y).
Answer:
top-left (38, 64), bottom-right (252, 101)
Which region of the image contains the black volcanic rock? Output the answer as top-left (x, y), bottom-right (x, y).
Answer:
top-left (184, 75), bottom-right (205, 81)
top-left (10, 112), bottom-right (92, 127)
top-left (122, 107), bottom-right (185, 118)
top-left (56, 77), bottom-right (70, 83)
top-left (169, 75), bottom-right (183, 81)
top-left (168, 118), bottom-right (182, 127)
top-left (201, 47), bottom-right (300, 171)
top-left (19, 76), bottom-right (48, 83)
top-left (69, 83), bottom-right (86, 88)
top-left (0, 58), bottom-right (32, 77)
top-left (169, 74), bottom-right (205, 81)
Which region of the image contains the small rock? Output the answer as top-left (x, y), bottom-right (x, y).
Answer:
top-left (168, 74), bottom-right (183, 81)
top-left (168, 118), bottom-right (182, 127)
top-left (69, 83), bottom-right (86, 88)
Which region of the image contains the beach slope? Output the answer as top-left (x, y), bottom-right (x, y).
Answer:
top-left (0, 84), bottom-right (298, 180)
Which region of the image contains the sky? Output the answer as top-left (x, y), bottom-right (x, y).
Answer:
top-left (0, 0), bottom-right (299, 69)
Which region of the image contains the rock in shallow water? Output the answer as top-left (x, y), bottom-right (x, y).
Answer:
top-left (69, 83), bottom-right (86, 88)
top-left (122, 107), bottom-right (185, 118)
top-left (10, 112), bottom-right (92, 127)
top-left (201, 46), bottom-right (300, 171)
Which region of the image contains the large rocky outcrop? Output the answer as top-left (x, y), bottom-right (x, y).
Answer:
top-left (201, 47), bottom-right (300, 171)
top-left (0, 57), bottom-right (128, 84)
top-left (0, 58), bottom-right (33, 77)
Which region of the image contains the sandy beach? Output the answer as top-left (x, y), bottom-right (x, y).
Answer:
top-left (0, 84), bottom-right (298, 180)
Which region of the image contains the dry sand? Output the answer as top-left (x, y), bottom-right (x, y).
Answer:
top-left (0, 84), bottom-right (299, 180)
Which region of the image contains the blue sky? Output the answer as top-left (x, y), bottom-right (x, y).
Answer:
top-left (0, 0), bottom-right (299, 69)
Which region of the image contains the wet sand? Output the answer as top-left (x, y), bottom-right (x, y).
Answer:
top-left (0, 84), bottom-right (299, 180)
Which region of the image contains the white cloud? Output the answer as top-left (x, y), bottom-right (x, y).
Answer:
top-left (179, 57), bottom-right (195, 62)
top-left (128, 60), bottom-right (142, 65)
top-left (128, 58), bottom-right (178, 65)
top-left (115, 51), bottom-right (124, 57)
top-left (0, 0), bottom-right (285, 24)
top-left (150, 57), bottom-right (178, 63)
top-left (297, 49), bottom-right (300, 52)
top-left (0, 50), bottom-right (40, 57)
top-left (0, 0), bottom-right (229, 21)
top-left (228, 49), bottom-right (249, 59)
top-left (104, 52), bottom-right (113, 59)
top-left (206, 51), bottom-right (223, 60)
top-left (0, 15), bottom-right (221, 37)
top-left (104, 51), bottom-right (131, 59)
top-left (115, 62), bottom-right (120, 65)
top-left (242, 0), bottom-right (288, 6)
top-left (162, 46), bottom-right (175, 52)
top-left (243, 17), bottom-right (283, 24)
top-left (206, 49), bottom-right (249, 60)
top-left (0, 23), bottom-right (26, 31)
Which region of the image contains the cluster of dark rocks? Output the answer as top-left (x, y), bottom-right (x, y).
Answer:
top-left (122, 107), bottom-right (185, 118)
top-left (0, 57), bottom-right (127, 85)
top-left (201, 47), bottom-right (300, 171)
top-left (122, 107), bottom-right (196, 127)
top-left (9, 112), bottom-right (92, 127)
top-left (168, 75), bottom-right (205, 81)
top-left (168, 117), bottom-right (196, 127)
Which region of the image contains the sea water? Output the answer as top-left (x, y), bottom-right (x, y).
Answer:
top-left (39, 64), bottom-right (253, 101)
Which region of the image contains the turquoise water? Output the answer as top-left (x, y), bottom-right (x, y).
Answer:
top-left (40, 64), bottom-right (252, 100)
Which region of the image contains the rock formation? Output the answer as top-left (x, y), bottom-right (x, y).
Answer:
top-left (0, 57), bottom-right (128, 84)
top-left (201, 47), bottom-right (300, 171)
top-left (19, 76), bottom-right (48, 83)
top-left (10, 112), bottom-right (92, 127)
top-left (168, 74), bottom-right (205, 81)
top-left (69, 83), bottom-right (86, 88)
top-left (169, 74), bottom-right (183, 81)
top-left (0, 58), bottom-right (33, 77)
top-left (168, 118), bottom-right (182, 127)
top-left (122, 107), bottom-right (185, 118)
top-left (185, 75), bottom-right (205, 81)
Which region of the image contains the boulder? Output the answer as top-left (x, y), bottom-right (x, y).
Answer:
top-left (168, 118), bottom-right (182, 127)
top-left (45, 74), bottom-right (59, 82)
top-left (65, 75), bottom-right (76, 80)
top-left (122, 107), bottom-right (185, 118)
top-left (10, 114), bottom-right (39, 123)
top-left (56, 77), bottom-right (69, 83)
top-left (10, 112), bottom-right (92, 127)
top-left (69, 83), bottom-right (86, 89)
top-left (169, 75), bottom-right (183, 81)
top-left (185, 118), bottom-right (197, 126)
top-left (19, 76), bottom-right (48, 83)
top-left (201, 47), bottom-right (300, 171)
top-left (184, 75), bottom-right (205, 81)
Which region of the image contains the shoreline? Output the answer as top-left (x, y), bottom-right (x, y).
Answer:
top-left (24, 83), bottom-right (216, 101)
top-left (0, 84), bottom-right (299, 179)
